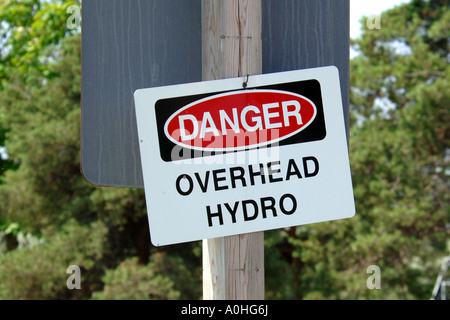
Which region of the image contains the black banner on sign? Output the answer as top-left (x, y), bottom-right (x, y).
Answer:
top-left (155, 80), bottom-right (326, 162)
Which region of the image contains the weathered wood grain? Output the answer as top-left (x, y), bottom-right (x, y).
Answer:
top-left (201, 0), bottom-right (264, 300)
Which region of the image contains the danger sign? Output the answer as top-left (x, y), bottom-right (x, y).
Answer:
top-left (163, 90), bottom-right (317, 151)
top-left (134, 66), bottom-right (355, 246)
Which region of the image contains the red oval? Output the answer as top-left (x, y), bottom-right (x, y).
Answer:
top-left (164, 90), bottom-right (317, 151)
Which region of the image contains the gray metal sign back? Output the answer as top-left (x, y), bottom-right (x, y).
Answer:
top-left (81, 0), bottom-right (349, 188)
top-left (262, 0), bottom-right (350, 132)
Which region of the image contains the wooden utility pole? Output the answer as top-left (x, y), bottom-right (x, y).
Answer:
top-left (201, 0), bottom-right (264, 300)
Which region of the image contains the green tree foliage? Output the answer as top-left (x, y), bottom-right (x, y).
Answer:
top-left (91, 257), bottom-right (180, 300)
top-left (0, 0), bottom-right (80, 209)
top-left (0, 0), bottom-right (202, 300)
top-left (0, 219), bottom-right (107, 299)
top-left (0, 120), bottom-right (18, 185)
top-left (0, 0), bottom-right (77, 82)
top-left (266, 0), bottom-right (449, 300)
top-left (348, 0), bottom-right (449, 298)
top-left (91, 252), bottom-right (200, 300)
top-left (0, 0), bottom-right (447, 300)
top-left (284, 0), bottom-right (448, 299)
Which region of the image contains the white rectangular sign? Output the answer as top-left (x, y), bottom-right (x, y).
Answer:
top-left (134, 66), bottom-right (355, 246)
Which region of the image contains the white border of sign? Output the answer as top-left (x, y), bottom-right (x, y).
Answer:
top-left (134, 66), bottom-right (355, 246)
